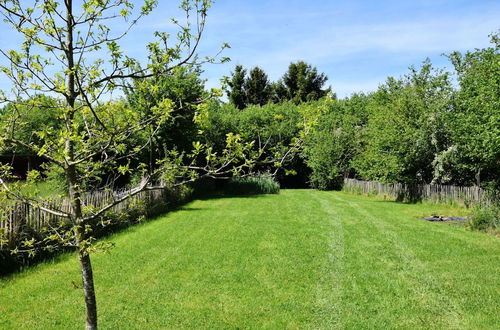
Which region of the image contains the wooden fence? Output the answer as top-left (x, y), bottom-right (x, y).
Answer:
top-left (0, 187), bottom-right (169, 248)
top-left (343, 178), bottom-right (494, 206)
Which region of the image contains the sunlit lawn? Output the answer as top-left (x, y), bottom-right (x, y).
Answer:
top-left (1, 190), bottom-right (498, 328)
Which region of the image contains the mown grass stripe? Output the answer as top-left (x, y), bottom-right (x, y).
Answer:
top-left (307, 190), bottom-right (345, 329)
top-left (329, 192), bottom-right (466, 328)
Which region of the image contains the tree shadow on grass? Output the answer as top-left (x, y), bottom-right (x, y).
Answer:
top-left (0, 189), bottom-right (276, 278)
top-left (195, 192), bottom-right (272, 201)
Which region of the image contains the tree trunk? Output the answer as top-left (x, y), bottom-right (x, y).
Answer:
top-left (78, 247), bottom-right (98, 330)
top-left (63, 1), bottom-right (99, 327)
top-left (69, 165), bottom-right (98, 329)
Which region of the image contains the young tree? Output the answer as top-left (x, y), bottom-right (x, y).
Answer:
top-left (0, 1), bottom-right (233, 329)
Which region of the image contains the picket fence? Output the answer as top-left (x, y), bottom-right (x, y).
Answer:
top-left (0, 187), bottom-right (168, 248)
top-left (343, 178), bottom-right (494, 206)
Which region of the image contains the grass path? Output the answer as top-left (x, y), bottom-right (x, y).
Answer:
top-left (1, 190), bottom-right (499, 329)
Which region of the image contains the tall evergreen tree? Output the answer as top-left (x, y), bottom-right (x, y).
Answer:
top-left (281, 61), bottom-right (330, 103)
top-left (245, 67), bottom-right (272, 106)
top-left (226, 65), bottom-right (247, 109)
top-left (270, 80), bottom-right (288, 103)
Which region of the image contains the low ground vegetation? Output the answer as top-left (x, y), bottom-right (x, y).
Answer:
top-left (224, 175), bottom-right (280, 195)
top-left (468, 205), bottom-right (500, 234)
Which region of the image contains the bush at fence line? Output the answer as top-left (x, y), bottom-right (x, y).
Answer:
top-left (343, 185), bottom-right (362, 195)
top-left (461, 194), bottom-right (472, 208)
top-left (224, 174), bottom-right (280, 196)
top-left (354, 186), bottom-right (363, 195)
top-left (468, 204), bottom-right (499, 232)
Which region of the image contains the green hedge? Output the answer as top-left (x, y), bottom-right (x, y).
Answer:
top-left (225, 175), bottom-right (280, 195)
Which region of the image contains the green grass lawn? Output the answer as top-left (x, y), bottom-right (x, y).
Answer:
top-left (13, 180), bottom-right (64, 199)
top-left (1, 190), bottom-right (499, 329)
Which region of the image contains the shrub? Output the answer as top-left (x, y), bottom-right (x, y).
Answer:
top-left (468, 204), bottom-right (499, 232)
top-left (225, 174), bottom-right (280, 195)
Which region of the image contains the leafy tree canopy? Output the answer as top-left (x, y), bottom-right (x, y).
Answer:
top-left (280, 61), bottom-right (330, 104)
top-left (443, 32), bottom-right (500, 187)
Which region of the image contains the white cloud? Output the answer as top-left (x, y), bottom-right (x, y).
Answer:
top-left (247, 13), bottom-right (499, 67)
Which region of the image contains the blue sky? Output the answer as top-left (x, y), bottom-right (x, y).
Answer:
top-left (192, 0), bottom-right (500, 97)
top-left (1, 0), bottom-right (499, 98)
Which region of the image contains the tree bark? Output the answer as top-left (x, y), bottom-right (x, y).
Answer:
top-left (70, 164), bottom-right (98, 329)
top-left (63, 1), bottom-right (99, 327)
top-left (68, 162), bottom-right (98, 329)
top-left (78, 246), bottom-right (98, 330)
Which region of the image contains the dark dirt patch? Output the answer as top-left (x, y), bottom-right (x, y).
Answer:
top-left (420, 215), bottom-right (468, 222)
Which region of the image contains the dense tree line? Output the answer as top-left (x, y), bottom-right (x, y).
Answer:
top-left (212, 34), bottom-right (499, 190)
top-left (1, 34), bottom-right (498, 191)
top-left (304, 34), bottom-right (499, 190)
